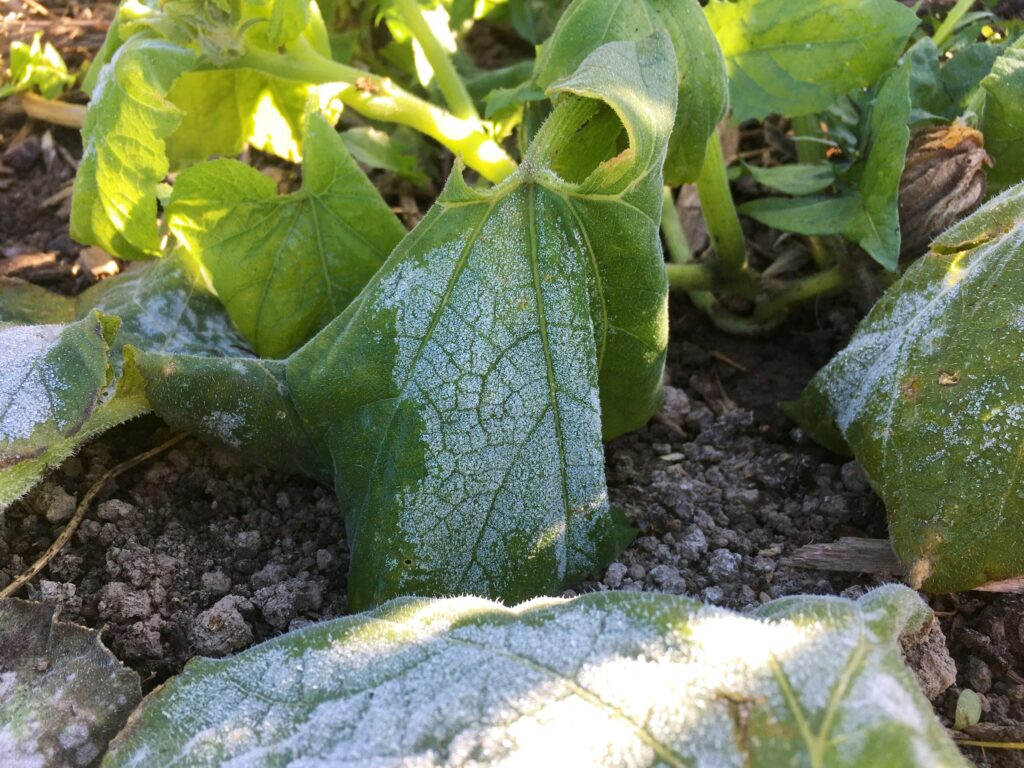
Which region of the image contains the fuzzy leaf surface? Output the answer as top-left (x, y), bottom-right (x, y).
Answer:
top-left (0, 252), bottom-right (249, 509)
top-left (740, 61), bottom-right (911, 269)
top-left (70, 38), bottom-right (196, 260)
top-left (979, 36), bottom-right (1024, 193)
top-left (705, 0), bottom-right (918, 121)
top-left (168, 113), bottom-right (405, 358)
top-left (282, 38), bottom-right (675, 609)
top-left (534, 0), bottom-right (728, 184)
top-left (1, 599), bottom-right (141, 767)
top-left (788, 184), bottom-right (1024, 591)
top-left (103, 586), bottom-right (966, 767)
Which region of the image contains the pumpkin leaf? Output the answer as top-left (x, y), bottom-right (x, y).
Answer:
top-left (0, 251), bottom-right (249, 510)
top-left (787, 183), bottom-right (1024, 591)
top-left (70, 38), bottom-right (197, 260)
top-left (978, 35), bottom-right (1024, 193)
top-left (0, 599), bottom-right (141, 766)
top-left (167, 111), bottom-right (406, 358)
top-left (705, 0), bottom-right (919, 122)
top-left (102, 586), bottom-right (967, 767)
top-left (534, 0), bottom-right (728, 184)
top-left (135, 37), bottom-right (675, 609)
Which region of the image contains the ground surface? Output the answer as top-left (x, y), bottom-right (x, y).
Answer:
top-left (1, 1), bottom-right (1023, 766)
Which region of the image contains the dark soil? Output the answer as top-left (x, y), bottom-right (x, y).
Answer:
top-left (1, 3), bottom-right (1023, 766)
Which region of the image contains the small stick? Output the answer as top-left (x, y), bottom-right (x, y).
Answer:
top-left (0, 433), bottom-right (186, 599)
top-left (954, 740), bottom-right (1024, 751)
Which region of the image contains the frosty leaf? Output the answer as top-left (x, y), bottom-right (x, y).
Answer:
top-left (281, 37), bottom-right (675, 609)
top-left (132, 353), bottom-right (330, 481)
top-left (0, 599), bottom-right (141, 767)
top-left (103, 586), bottom-right (967, 768)
top-left (705, 0), bottom-right (919, 122)
top-left (788, 183), bottom-right (1024, 591)
top-left (535, 0), bottom-right (728, 184)
top-left (0, 251), bottom-right (249, 509)
top-left (71, 38), bottom-right (196, 260)
top-left (167, 112), bottom-right (406, 358)
top-left (0, 312), bottom-right (148, 512)
top-left (741, 61), bottom-right (912, 270)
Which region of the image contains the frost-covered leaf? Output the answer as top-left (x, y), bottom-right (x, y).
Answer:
top-left (70, 38), bottom-right (196, 260)
top-left (0, 31), bottom-right (75, 99)
top-left (741, 62), bottom-right (912, 269)
top-left (0, 599), bottom-right (141, 767)
top-left (0, 311), bottom-right (150, 512)
top-left (788, 183), bottom-right (1024, 591)
top-left (534, 0), bottom-right (728, 184)
top-left (103, 585), bottom-right (967, 768)
top-left (978, 36), bottom-right (1024, 193)
top-left (167, 112), bottom-right (406, 357)
top-left (0, 251), bottom-right (249, 509)
top-left (284, 37), bottom-right (674, 609)
top-left (137, 38), bottom-right (675, 609)
top-left (705, 0), bottom-right (919, 122)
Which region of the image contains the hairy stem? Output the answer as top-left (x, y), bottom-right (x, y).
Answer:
top-left (393, 0), bottom-right (479, 120)
top-left (235, 39), bottom-right (516, 183)
top-left (695, 129), bottom-right (748, 282)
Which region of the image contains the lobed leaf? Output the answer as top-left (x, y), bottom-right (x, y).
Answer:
top-left (102, 586), bottom-right (967, 767)
top-left (705, 0), bottom-right (919, 122)
top-left (534, 0), bottom-right (728, 184)
top-left (0, 599), bottom-right (141, 767)
top-left (168, 112), bottom-right (406, 358)
top-left (788, 183), bottom-right (1024, 591)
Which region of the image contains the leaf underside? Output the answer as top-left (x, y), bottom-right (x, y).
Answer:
top-left (103, 586), bottom-right (966, 768)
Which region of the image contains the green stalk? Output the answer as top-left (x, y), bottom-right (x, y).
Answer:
top-left (393, 0), bottom-right (478, 120)
top-left (695, 130), bottom-right (748, 282)
top-left (932, 0), bottom-right (976, 48)
top-left (235, 40), bottom-right (516, 183)
top-left (691, 265), bottom-right (848, 335)
top-left (792, 114), bottom-right (826, 164)
top-left (661, 186), bottom-right (720, 291)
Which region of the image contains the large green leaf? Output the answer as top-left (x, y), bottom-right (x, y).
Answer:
top-left (788, 183), bottom-right (1024, 591)
top-left (168, 112), bottom-right (406, 358)
top-left (534, 0), bottom-right (728, 184)
top-left (71, 38), bottom-right (197, 260)
top-left (705, 0), bottom-right (919, 122)
top-left (740, 61), bottom-right (912, 270)
top-left (978, 36), bottom-right (1024, 193)
top-left (0, 312), bottom-right (148, 511)
top-left (137, 38), bottom-right (675, 609)
top-left (102, 586), bottom-right (967, 767)
top-left (1, 599), bottom-right (141, 766)
top-left (0, 251), bottom-right (250, 509)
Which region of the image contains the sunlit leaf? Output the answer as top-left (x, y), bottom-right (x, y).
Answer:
top-left (705, 0), bottom-right (919, 121)
top-left (103, 586), bottom-right (966, 767)
top-left (168, 113), bottom-right (405, 357)
top-left (0, 31), bottom-right (75, 99)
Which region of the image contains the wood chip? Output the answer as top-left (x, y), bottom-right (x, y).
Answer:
top-left (782, 537), bottom-right (902, 574)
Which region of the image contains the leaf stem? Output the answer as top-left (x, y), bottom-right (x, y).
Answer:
top-left (393, 0), bottom-right (478, 120)
top-left (792, 114), bottom-right (826, 164)
top-left (932, 0), bottom-right (976, 48)
top-left (661, 186), bottom-right (692, 265)
top-left (234, 40), bottom-right (516, 183)
top-left (695, 129), bottom-right (748, 282)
